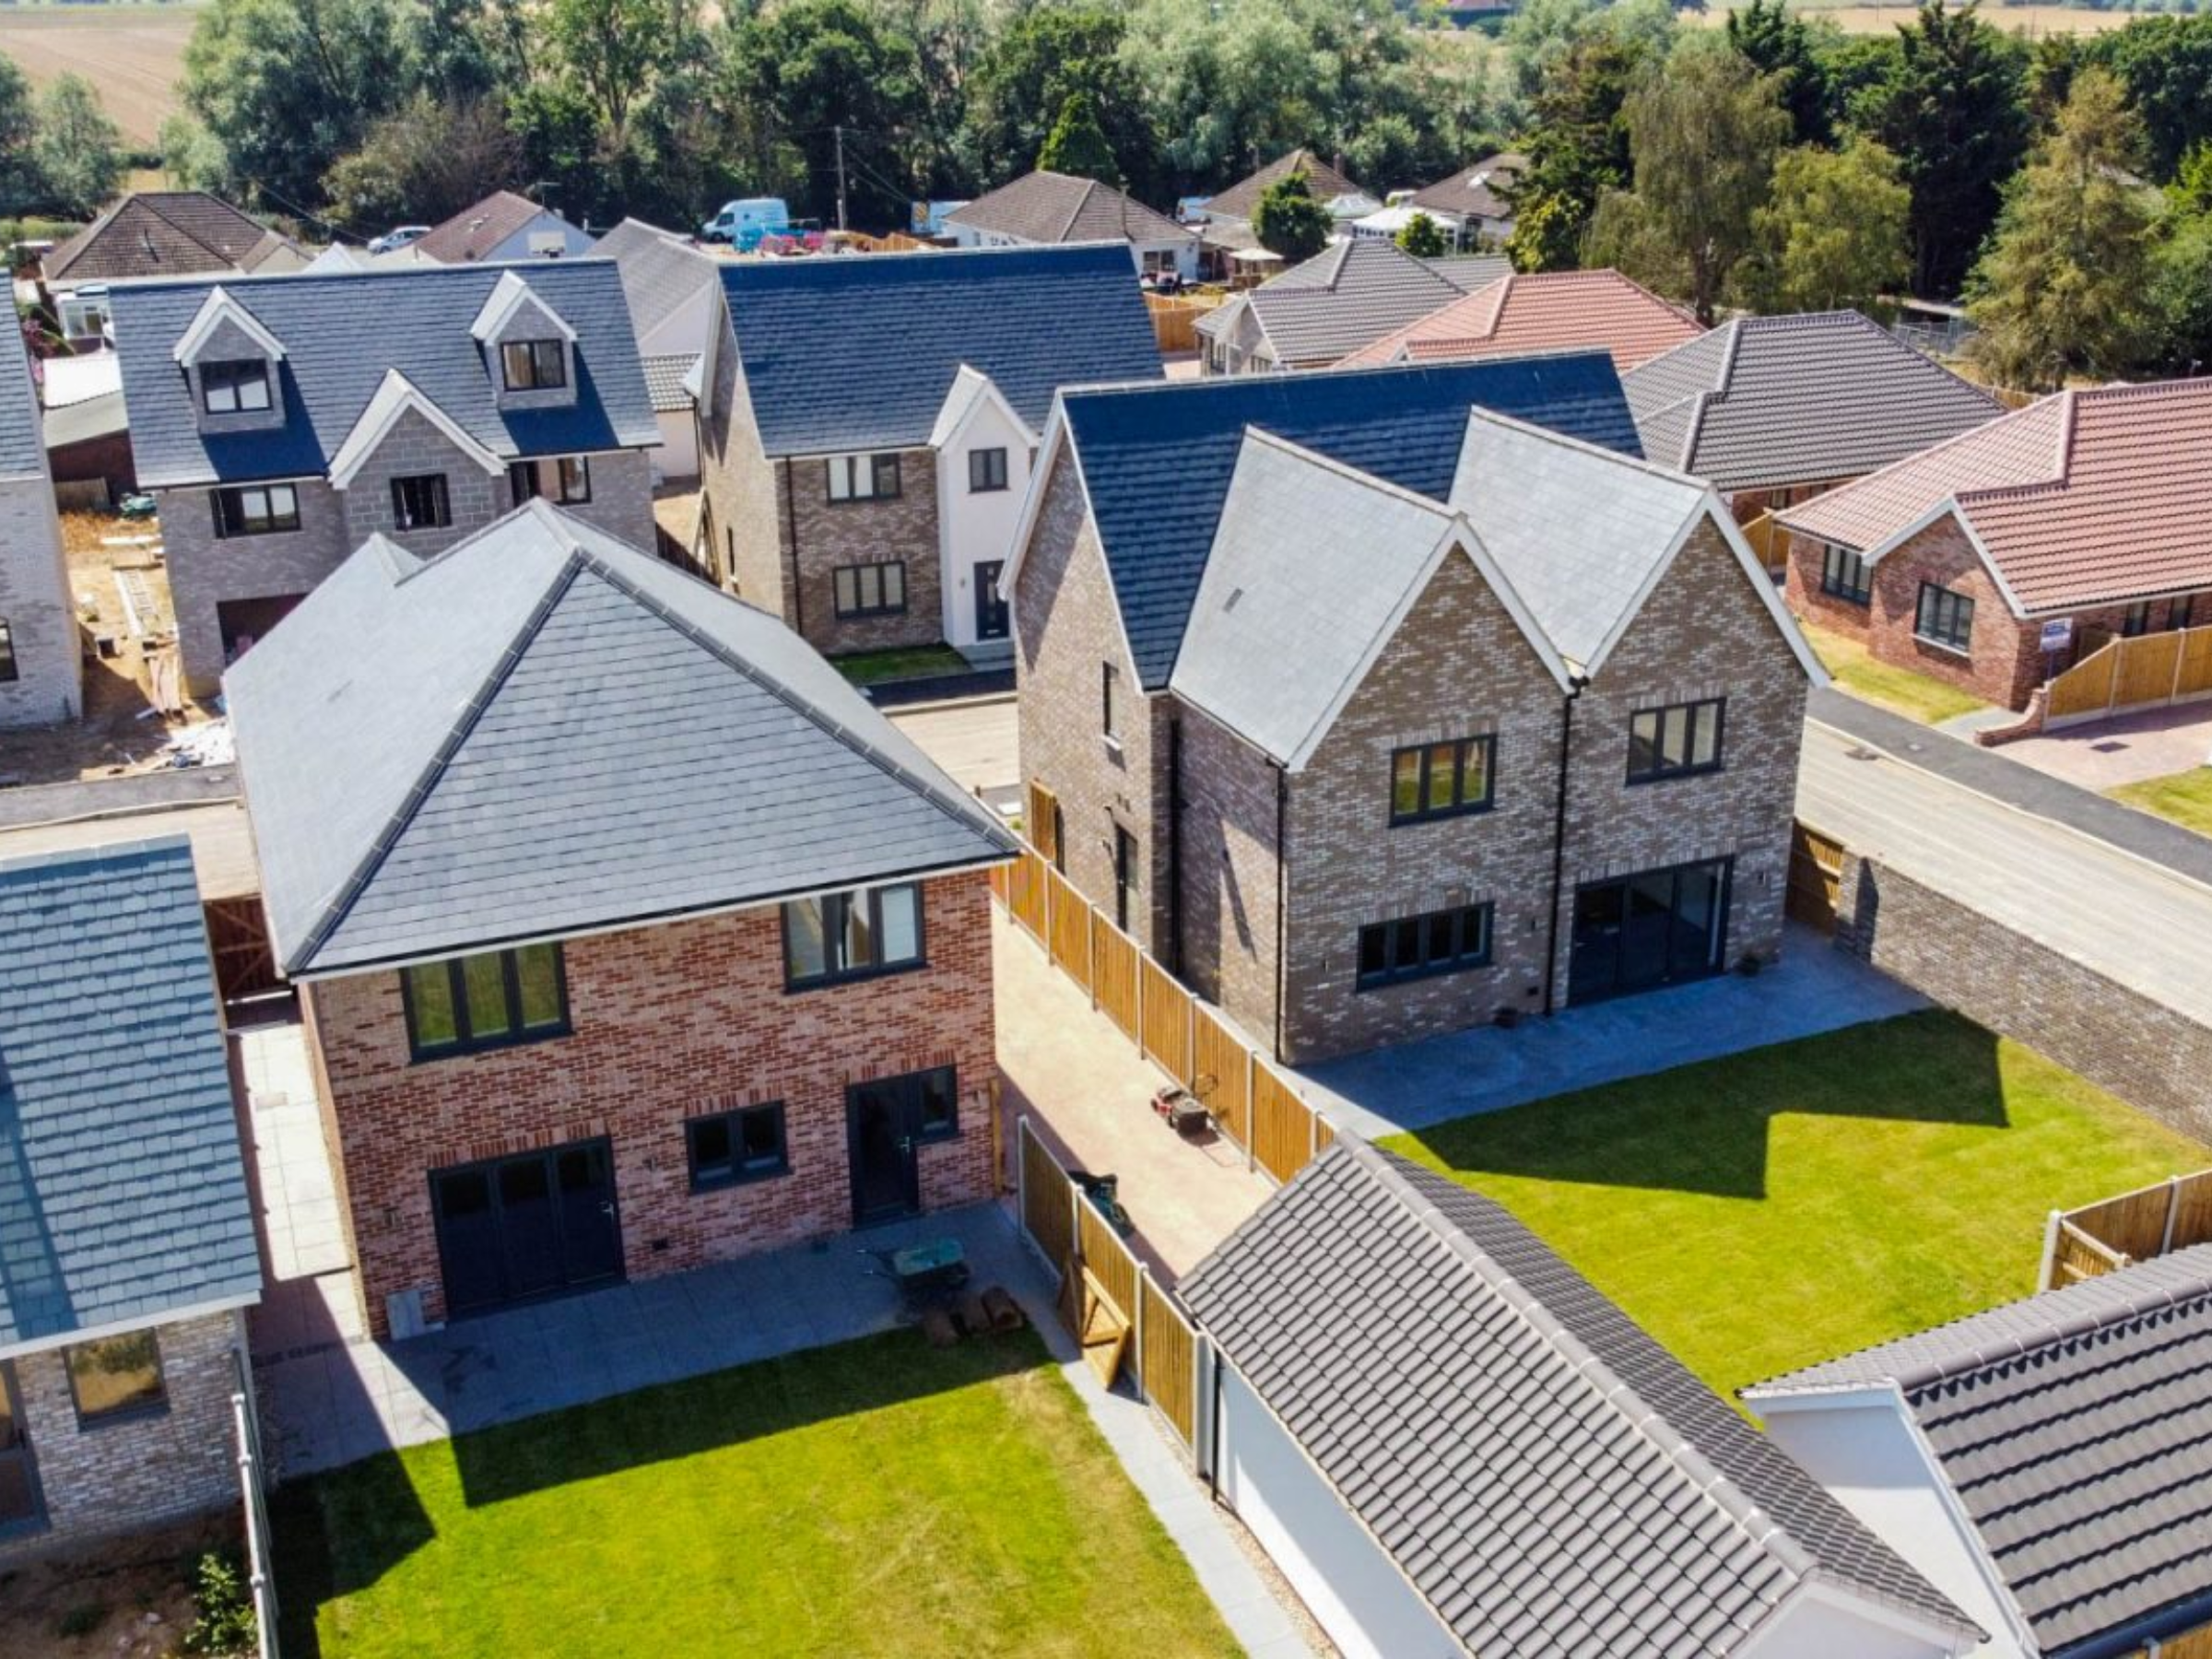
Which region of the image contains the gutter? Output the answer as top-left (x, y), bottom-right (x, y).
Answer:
top-left (1542, 677), bottom-right (1584, 1017)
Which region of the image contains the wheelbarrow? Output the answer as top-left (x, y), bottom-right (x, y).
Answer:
top-left (1150, 1084), bottom-right (1212, 1138)
top-left (859, 1237), bottom-right (971, 1313)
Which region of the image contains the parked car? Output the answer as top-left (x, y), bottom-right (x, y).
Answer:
top-left (368, 224), bottom-right (432, 255)
top-left (699, 197), bottom-right (791, 249)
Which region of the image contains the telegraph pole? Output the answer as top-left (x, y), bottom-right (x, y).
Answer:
top-left (834, 125), bottom-right (849, 233)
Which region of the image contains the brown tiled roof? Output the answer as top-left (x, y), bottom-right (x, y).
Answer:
top-left (44, 192), bottom-right (294, 285)
top-left (947, 170), bottom-right (1191, 248)
top-left (1203, 149), bottom-right (1363, 224)
top-left (415, 191), bottom-right (559, 265)
top-left (1341, 269), bottom-right (1704, 372)
top-left (1407, 152), bottom-right (1526, 224)
top-left (1778, 377), bottom-right (2212, 614)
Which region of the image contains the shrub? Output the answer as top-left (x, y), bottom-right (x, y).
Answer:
top-left (178, 1551), bottom-right (256, 1658)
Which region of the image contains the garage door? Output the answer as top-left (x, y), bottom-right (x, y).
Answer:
top-left (430, 1138), bottom-right (623, 1318)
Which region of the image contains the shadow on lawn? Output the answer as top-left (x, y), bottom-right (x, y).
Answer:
top-left (1394, 1010), bottom-right (2010, 1200)
top-left (272, 1327), bottom-right (1047, 1657)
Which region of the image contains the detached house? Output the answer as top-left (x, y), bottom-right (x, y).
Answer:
top-left (0, 324), bottom-right (81, 727)
top-left (1781, 378), bottom-right (2212, 711)
top-left (1193, 149), bottom-right (1376, 278)
top-left (412, 190), bottom-right (595, 265)
top-left (1405, 151), bottom-right (1526, 249)
top-left (227, 504), bottom-right (1014, 1338)
top-left (40, 191), bottom-right (305, 342)
top-left (946, 171), bottom-right (1198, 282)
top-left (596, 218), bottom-right (722, 479)
top-left (1006, 359), bottom-right (1820, 1062)
top-left (109, 261), bottom-right (659, 694)
top-left (697, 243), bottom-right (1159, 656)
top-left (1194, 239), bottom-right (1510, 374)
top-left (1341, 268), bottom-right (1704, 373)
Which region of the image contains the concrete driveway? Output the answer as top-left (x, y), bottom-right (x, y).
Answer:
top-left (1980, 700), bottom-right (2212, 790)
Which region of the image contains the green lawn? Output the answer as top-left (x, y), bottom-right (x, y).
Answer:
top-left (2109, 767), bottom-right (2212, 837)
top-left (1385, 1012), bottom-right (2208, 1396)
top-left (274, 1329), bottom-right (1237, 1659)
top-left (830, 643), bottom-right (973, 688)
top-left (1800, 620), bottom-right (1991, 725)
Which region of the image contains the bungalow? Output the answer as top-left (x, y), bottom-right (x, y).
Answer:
top-left (0, 839), bottom-right (263, 1560)
top-left (108, 260), bottom-right (659, 695)
top-left (226, 503), bottom-right (1015, 1338)
top-left (40, 191), bottom-right (305, 343)
top-left (946, 171), bottom-right (1198, 282)
top-left (1778, 378), bottom-right (2212, 712)
top-left (412, 190), bottom-right (595, 265)
top-left (0, 323), bottom-right (81, 727)
top-left (1192, 149), bottom-right (1377, 279)
top-left (1746, 1246), bottom-right (2212, 1658)
top-left (1182, 1141), bottom-right (1982, 1659)
top-left (1340, 268), bottom-right (1705, 373)
top-left (695, 242), bottom-right (1159, 657)
top-left (1006, 357), bottom-right (1820, 1062)
top-left (1403, 151), bottom-right (1525, 249)
top-left (1194, 239), bottom-right (1509, 374)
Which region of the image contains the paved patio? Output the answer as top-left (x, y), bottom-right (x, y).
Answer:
top-left (1956, 699), bottom-right (2212, 791)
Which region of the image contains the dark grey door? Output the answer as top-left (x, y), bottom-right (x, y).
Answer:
top-left (431, 1138), bottom-right (623, 1318)
top-left (847, 1081), bottom-right (923, 1227)
top-left (1569, 859), bottom-right (1732, 1006)
top-left (973, 560), bottom-right (1008, 641)
top-left (0, 1362), bottom-right (42, 1537)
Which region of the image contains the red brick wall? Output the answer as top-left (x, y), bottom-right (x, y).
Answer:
top-left (304, 873), bottom-right (999, 1336)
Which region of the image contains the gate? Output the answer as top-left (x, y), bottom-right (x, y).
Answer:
top-left (1786, 824), bottom-right (1845, 934)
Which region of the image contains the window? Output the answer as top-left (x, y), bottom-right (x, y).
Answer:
top-left (2122, 601), bottom-right (2154, 638)
top-left (1114, 824), bottom-right (1137, 933)
top-left (500, 339), bottom-right (567, 392)
top-left (557, 455), bottom-right (592, 504)
top-left (1356, 903), bottom-right (1494, 990)
top-left (2171, 595), bottom-right (2196, 630)
top-left (826, 453), bottom-right (900, 502)
top-left (1627, 699), bottom-right (1725, 783)
top-left (782, 883), bottom-right (924, 988)
top-left (0, 619), bottom-right (15, 685)
top-left (402, 943), bottom-right (568, 1059)
top-left (507, 460), bottom-right (541, 507)
top-left (832, 561), bottom-right (906, 618)
top-left (391, 473), bottom-right (452, 532)
top-left (211, 483), bottom-right (300, 539)
top-left (201, 359), bottom-right (272, 415)
top-left (686, 1102), bottom-right (788, 1190)
top-left (1915, 582), bottom-right (1975, 653)
top-left (64, 1330), bottom-right (166, 1426)
top-left (969, 446), bottom-right (1008, 493)
top-left (1390, 736), bottom-right (1494, 824)
top-left (1819, 545), bottom-right (1871, 606)
top-left (914, 1064), bottom-right (959, 1138)
top-left (1102, 663), bottom-right (1121, 744)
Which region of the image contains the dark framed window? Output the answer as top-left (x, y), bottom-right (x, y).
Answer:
top-left (832, 561), bottom-right (906, 618)
top-left (0, 619), bottom-right (15, 685)
top-left (507, 459), bottom-right (541, 507)
top-left (2122, 601), bottom-right (2153, 638)
top-left (64, 1330), bottom-right (167, 1426)
top-left (1915, 582), bottom-right (1974, 653)
top-left (212, 483), bottom-right (300, 538)
top-left (1102, 662), bottom-right (1121, 743)
top-left (1628, 699), bottom-right (1725, 783)
top-left (687, 1102), bottom-right (788, 1190)
top-left (1390, 735), bottom-right (1494, 824)
top-left (500, 339), bottom-right (567, 392)
top-left (826, 453), bottom-right (900, 502)
top-left (391, 473), bottom-right (452, 532)
top-left (2171, 595), bottom-right (2196, 630)
top-left (201, 358), bottom-right (272, 415)
top-left (969, 446), bottom-right (1008, 493)
top-left (1356, 903), bottom-right (1494, 990)
top-left (782, 883), bottom-right (924, 988)
top-left (1819, 545), bottom-right (1871, 606)
top-left (0, 1361), bottom-right (41, 1534)
top-left (557, 455), bottom-right (591, 504)
top-left (402, 943), bottom-right (569, 1060)
top-left (1113, 823), bottom-right (1137, 933)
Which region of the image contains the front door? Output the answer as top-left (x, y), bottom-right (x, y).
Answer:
top-left (430, 1137), bottom-right (624, 1319)
top-left (0, 1362), bottom-right (42, 1537)
top-left (1569, 858), bottom-right (1731, 1006)
top-left (973, 560), bottom-right (1008, 641)
top-left (847, 1079), bottom-right (924, 1227)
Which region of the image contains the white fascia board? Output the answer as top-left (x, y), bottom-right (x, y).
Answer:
top-left (469, 269), bottom-right (578, 344)
top-left (0, 1291), bottom-right (260, 1362)
top-left (329, 369), bottom-right (506, 487)
top-left (171, 286), bottom-right (286, 366)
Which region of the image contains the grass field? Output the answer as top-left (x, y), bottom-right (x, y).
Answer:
top-left (2109, 766), bottom-right (2212, 836)
top-left (1690, 1), bottom-right (2140, 32)
top-left (1799, 618), bottom-right (1991, 726)
top-left (1386, 1010), bottom-right (2209, 1396)
top-left (0, 5), bottom-right (199, 149)
top-left (274, 1328), bottom-right (1240, 1659)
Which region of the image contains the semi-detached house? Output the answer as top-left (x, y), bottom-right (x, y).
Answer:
top-left (696, 242), bottom-right (1159, 658)
top-left (1006, 358), bottom-right (1821, 1063)
top-left (109, 260), bottom-right (659, 695)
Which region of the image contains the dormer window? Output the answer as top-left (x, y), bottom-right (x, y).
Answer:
top-left (202, 359), bottom-right (272, 415)
top-left (501, 340), bottom-right (567, 393)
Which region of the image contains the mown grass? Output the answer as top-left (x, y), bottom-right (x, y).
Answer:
top-left (1801, 619), bottom-right (1992, 726)
top-left (2109, 767), bottom-right (2212, 838)
top-left (829, 643), bottom-right (974, 687)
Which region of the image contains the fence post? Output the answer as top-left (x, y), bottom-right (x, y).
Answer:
top-left (1245, 1048), bottom-right (1257, 1174)
top-left (1192, 1337), bottom-right (1216, 1483)
top-left (2038, 1208), bottom-right (2063, 1292)
top-left (2164, 1173), bottom-right (2183, 1255)
top-left (1133, 1262), bottom-right (1149, 1405)
top-left (1016, 1114), bottom-right (1030, 1241)
top-left (1087, 906), bottom-right (1100, 1011)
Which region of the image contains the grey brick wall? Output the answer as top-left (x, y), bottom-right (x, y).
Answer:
top-left (0, 473), bottom-right (82, 727)
top-left (339, 406), bottom-right (507, 553)
top-left (184, 317), bottom-right (285, 441)
top-left (561, 449), bottom-right (656, 550)
top-left (782, 449), bottom-right (942, 655)
top-left (0, 1311), bottom-right (246, 1561)
top-left (163, 477), bottom-right (354, 698)
top-left (483, 300), bottom-right (581, 417)
top-left (696, 307), bottom-right (786, 613)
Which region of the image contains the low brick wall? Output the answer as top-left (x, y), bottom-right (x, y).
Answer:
top-left (1836, 853), bottom-right (2212, 1141)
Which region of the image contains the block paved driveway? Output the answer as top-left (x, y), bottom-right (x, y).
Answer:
top-left (1953, 699), bottom-right (2212, 791)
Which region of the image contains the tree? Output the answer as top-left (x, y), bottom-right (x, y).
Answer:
top-left (1252, 167), bottom-right (1330, 260)
top-left (1037, 91), bottom-right (1120, 185)
top-left (323, 93), bottom-right (522, 229)
top-left (0, 55), bottom-right (44, 213)
top-left (2094, 15), bottom-right (2212, 181)
top-left (1397, 209), bottom-right (1448, 257)
top-left (1726, 0), bottom-right (1832, 146)
top-left (1738, 139), bottom-right (1910, 314)
top-left (159, 113), bottom-right (229, 194)
top-left (965, 6), bottom-right (1151, 197)
top-left (1583, 43), bottom-right (1789, 322)
top-left (1504, 30), bottom-right (1647, 271)
top-left (33, 74), bottom-right (121, 218)
top-left (1966, 69), bottom-right (2157, 390)
top-left (1855, 0), bottom-right (2030, 298)
top-left (2149, 206), bottom-right (2212, 374)
top-left (544, 0), bottom-right (677, 152)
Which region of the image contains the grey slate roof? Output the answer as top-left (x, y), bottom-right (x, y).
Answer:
top-left (1408, 152), bottom-right (1526, 224)
top-left (226, 501), bottom-right (1015, 977)
top-left (1201, 149), bottom-right (1364, 225)
top-left (0, 838), bottom-right (260, 1349)
top-left (947, 170), bottom-right (1193, 248)
top-left (1196, 240), bottom-right (1507, 368)
top-left (594, 218), bottom-right (718, 341)
top-left (109, 261), bottom-right (659, 488)
top-left (721, 243), bottom-right (1160, 457)
top-left (1624, 310), bottom-right (2003, 493)
top-left (1748, 1246), bottom-right (2212, 1656)
top-left (1053, 353), bottom-right (1641, 689)
top-left (642, 353), bottom-right (698, 413)
top-left (0, 324), bottom-right (47, 478)
top-left (1182, 1142), bottom-right (1979, 1657)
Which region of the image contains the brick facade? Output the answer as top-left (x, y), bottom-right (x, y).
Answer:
top-left (304, 873), bottom-right (999, 1338)
top-left (0, 1311), bottom-right (247, 1562)
top-left (0, 471), bottom-right (82, 727)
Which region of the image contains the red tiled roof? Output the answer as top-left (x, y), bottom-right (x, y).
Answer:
top-left (1338, 269), bottom-right (1705, 373)
top-left (1779, 378), bottom-right (2212, 614)
top-left (416, 191), bottom-right (559, 264)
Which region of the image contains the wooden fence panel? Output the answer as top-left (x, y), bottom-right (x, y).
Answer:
top-left (1046, 867), bottom-right (1091, 989)
top-left (1786, 824), bottom-right (1845, 933)
top-left (1021, 1125), bottom-right (1074, 1277)
top-left (1139, 1277), bottom-right (1198, 1449)
top-left (204, 896), bottom-right (280, 1004)
top-left (2053, 1219), bottom-right (2128, 1285)
top-left (1092, 922), bottom-right (1140, 1041)
top-left (2183, 629), bottom-right (2212, 698)
top-left (2047, 645), bottom-right (2119, 722)
top-left (1009, 849), bottom-right (1048, 939)
top-left (1252, 1063), bottom-right (1312, 1184)
top-left (1315, 1116), bottom-right (1335, 1151)
top-left (1194, 1006), bottom-right (1250, 1147)
top-left (2169, 1171), bottom-right (2212, 1252)
top-left (2127, 1621), bottom-right (2212, 1659)
top-left (1141, 959), bottom-right (1194, 1085)
top-left (2068, 1180), bottom-right (2180, 1262)
top-left (1077, 1198), bottom-right (1139, 1324)
top-left (2117, 631), bottom-right (2184, 708)
top-left (1027, 781), bottom-right (1060, 864)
